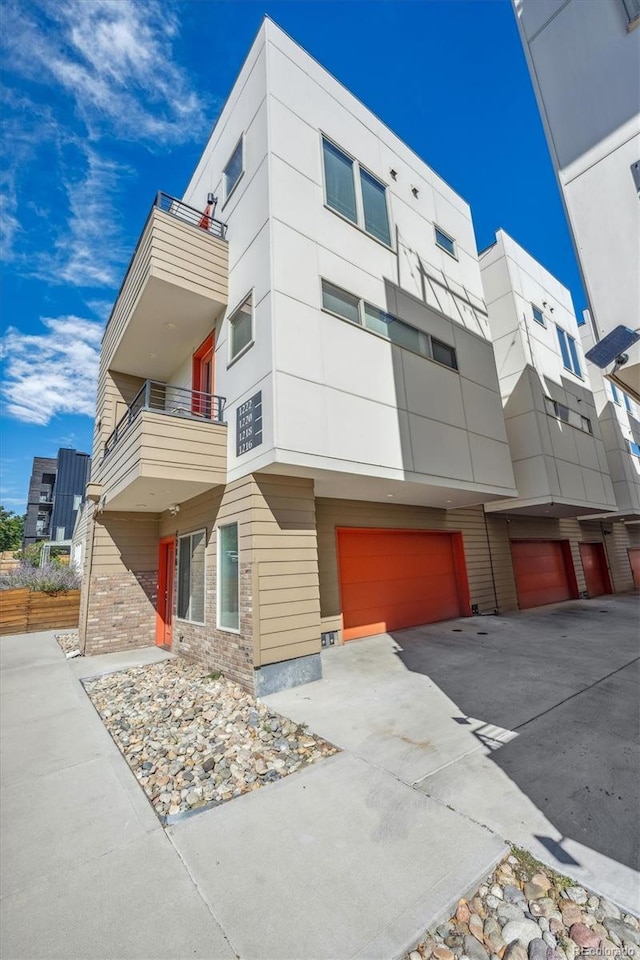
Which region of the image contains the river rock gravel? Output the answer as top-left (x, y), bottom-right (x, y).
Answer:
top-left (406, 852), bottom-right (638, 960)
top-left (55, 631), bottom-right (82, 656)
top-left (83, 657), bottom-right (337, 820)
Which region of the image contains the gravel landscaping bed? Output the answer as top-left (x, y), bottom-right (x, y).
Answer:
top-left (406, 850), bottom-right (639, 960)
top-left (55, 631), bottom-right (82, 656)
top-left (84, 658), bottom-right (338, 820)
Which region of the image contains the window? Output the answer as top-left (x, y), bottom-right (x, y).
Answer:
top-left (73, 494), bottom-right (82, 511)
top-left (611, 383), bottom-right (621, 404)
top-left (223, 138), bottom-right (243, 200)
top-left (322, 137), bottom-right (391, 245)
top-left (544, 396), bottom-right (592, 435)
top-left (177, 530), bottom-right (205, 623)
top-left (229, 294), bottom-right (253, 361)
top-left (532, 304), bottom-right (545, 326)
top-left (55, 527), bottom-right (65, 542)
top-left (218, 523), bottom-right (239, 631)
top-left (320, 279), bottom-right (458, 370)
top-left (556, 326), bottom-right (582, 377)
top-left (624, 393), bottom-right (634, 414)
top-left (435, 227), bottom-right (457, 258)
top-left (630, 440), bottom-right (640, 457)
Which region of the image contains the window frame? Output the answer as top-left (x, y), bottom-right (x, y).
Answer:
top-left (555, 325), bottom-right (583, 378)
top-left (176, 528), bottom-right (206, 625)
top-left (320, 134), bottom-right (393, 250)
top-left (611, 383), bottom-right (621, 404)
top-left (624, 392), bottom-right (634, 414)
top-left (531, 304), bottom-right (545, 326)
top-left (544, 396), bottom-right (592, 436)
top-left (320, 278), bottom-right (459, 372)
top-left (222, 136), bottom-right (244, 206)
top-left (434, 226), bottom-right (458, 260)
top-left (217, 521), bottom-right (240, 634)
top-left (227, 291), bottom-right (254, 366)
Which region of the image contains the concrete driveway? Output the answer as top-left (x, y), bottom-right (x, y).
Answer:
top-left (1, 630), bottom-right (504, 960)
top-left (266, 593), bottom-right (640, 914)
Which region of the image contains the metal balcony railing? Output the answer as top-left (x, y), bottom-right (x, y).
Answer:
top-left (155, 192), bottom-right (226, 239)
top-left (103, 381), bottom-right (226, 459)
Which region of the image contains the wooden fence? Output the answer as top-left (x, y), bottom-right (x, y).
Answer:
top-left (0, 589), bottom-right (81, 636)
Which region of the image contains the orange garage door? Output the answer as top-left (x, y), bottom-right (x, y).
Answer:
top-left (511, 539), bottom-right (573, 610)
top-left (337, 528), bottom-right (470, 641)
top-left (629, 549), bottom-right (640, 588)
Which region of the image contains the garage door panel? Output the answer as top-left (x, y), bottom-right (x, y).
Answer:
top-left (512, 540), bottom-right (572, 610)
top-left (338, 528), bottom-right (468, 641)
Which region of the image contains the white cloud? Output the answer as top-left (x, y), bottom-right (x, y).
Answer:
top-left (0, 316), bottom-right (103, 425)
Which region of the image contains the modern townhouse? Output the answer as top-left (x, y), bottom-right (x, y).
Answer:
top-left (80, 18), bottom-right (531, 693)
top-left (479, 230), bottom-right (639, 606)
top-left (579, 309), bottom-right (640, 586)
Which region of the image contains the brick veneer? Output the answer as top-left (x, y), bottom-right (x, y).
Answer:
top-left (82, 570), bottom-right (157, 656)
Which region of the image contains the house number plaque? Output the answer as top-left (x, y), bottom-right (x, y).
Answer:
top-left (236, 391), bottom-right (263, 456)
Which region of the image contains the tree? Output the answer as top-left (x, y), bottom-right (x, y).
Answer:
top-left (0, 506), bottom-right (25, 552)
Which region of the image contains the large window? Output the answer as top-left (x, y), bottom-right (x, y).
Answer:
top-left (322, 137), bottom-right (391, 246)
top-left (177, 530), bottom-right (206, 623)
top-left (544, 396), bottom-right (592, 435)
top-left (218, 523), bottom-right (239, 631)
top-left (321, 280), bottom-right (458, 371)
top-left (223, 138), bottom-right (243, 201)
top-left (229, 294), bottom-right (253, 361)
top-left (556, 326), bottom-right (582, 377)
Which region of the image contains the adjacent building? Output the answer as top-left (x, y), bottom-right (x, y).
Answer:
top-left (80, 19), bottom-right (639, 694)
top-left (512, 0), bottom-right (640, 399)
top-left (23, 448), bottom-right (91, 551)
top-left (480, 231), bottom-right (639, 605)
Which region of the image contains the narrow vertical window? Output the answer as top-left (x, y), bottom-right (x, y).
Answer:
top-left (218, 523), bottom-right (239, 631)
top-left (556, 326), bottom-right (581, 376)
top-left (229, 295), bottom-right (253, 361)
top-left (178, 530), bottom-right (206, 623)
top-left (224, 138), bottom-right (243, 200)
top-left (322, 139), bottom-right (357, 223)
top-left (360, 169), bottom-right (391, 245)
top-left (567, 336), bottom-right (582, 377)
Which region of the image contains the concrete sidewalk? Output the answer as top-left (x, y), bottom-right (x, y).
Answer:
top-left (1, 630), bottom-right (505, 960)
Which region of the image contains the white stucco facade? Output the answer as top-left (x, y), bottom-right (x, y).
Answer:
top-left (480, 231), bottom-right (617, 517)
top-left (178, 19), bottom-right (517, 510)
top-left (512, 0), bottom-right (640, 400)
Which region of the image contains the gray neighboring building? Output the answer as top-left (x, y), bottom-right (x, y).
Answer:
top-left (23, 449), bottom-right (91, 550)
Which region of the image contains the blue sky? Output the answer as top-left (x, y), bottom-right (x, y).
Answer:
top-left (0, 0), bottom-right (585, 513)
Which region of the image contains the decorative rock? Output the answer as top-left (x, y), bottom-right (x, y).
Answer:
top-left (471, 898), bottom-right (487, 920)
top-left (525, 882), bottom-right (549, 902)
top-left (604, 920), bottom-right (640, 947)
top-left (542, 932), bottom-right (557, 949)
top-left (463, 935), bottom-right (489, 960)
top-left (483, 918), bottom-right (505, 955)
top-left (569, 924), bottom-right (602, 949)
top-left (409, 953), bottom-right (422, 960)
top-left (601, 940), bottom-right (620, 957)
top-left (202, 756), bottom-right (216, 773)
top-left (528, 938), bottom-right (548, 960)
top-left (469, 915), bottom-right (484, 942)
top-left (566, 887), bottom-right (588, 906)
top-left (505, 885), bottom-right (527, 905)
top-left (503, 942), bottom-right (529, 960)
top-left (486, 896), bottom-right (502, 911)
top-left (433, 947), bottom-right (455, 960)
top-left (559, 902), bottom-right (584, 927)
top-left (502, 920), bottom-right (544, 947)
top-left (497, 904), bottom-right (527, 924)
top-left (530, 899), bottom-right (557, 919)
top-left (490, 885), bottom-right (504, 901)
top-left (563, 940), bottom-right (577, 960)
top-left (549, 920), bottom-right (564, 936)
top-left (457, 901), bottom-right (471, 924)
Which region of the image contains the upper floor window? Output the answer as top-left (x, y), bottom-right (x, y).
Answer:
top-left (611, 383), bottom-right (621, 404)
top-left (229, 294), bottom-right (253, 362)
top-left (630, 440), bottom-right (640, 457)
top-left (531, 304), bottom-right (545, 326)
top-left (544, 396), bottom-right (592, 435)
top-left (624, 392), bottom-right (635, 415)
top-left (434, 227), bottom-right (457, 259)
top-left (321, 138), bottom-right (391, 246)
top-left (224, 138), bottom-right (243, 201)
top-left (321, 279), bottom-right (458, 371)
top-left (556, 326), bottom-right (582, 377)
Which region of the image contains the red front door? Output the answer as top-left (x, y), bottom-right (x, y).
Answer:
top-left (156, 538), bottom-right (175, 648)
top-left (579, 542), bottom-right (611, 597)
top-left (192, 333), bottom-right (214, 418)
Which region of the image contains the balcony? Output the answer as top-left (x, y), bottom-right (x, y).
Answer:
top-left (103, 193), bottom-right (228, 380)
top-left (93, 381), bottom-right (227, 513)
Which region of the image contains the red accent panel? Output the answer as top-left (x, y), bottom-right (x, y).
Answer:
top-left (192, 332), bottom-right (214, 417)
top-left (156, 537), bottom-right (175, 648)
top-left (629, 548), bottom-right (640, 589)
top-left (579, 542), bottom-right (612, 597)
top-left (336, 528), bottom-right (471, 642)
top-left (511, 539), bottom-right (577, 610)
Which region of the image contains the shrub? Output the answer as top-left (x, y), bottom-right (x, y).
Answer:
top-left (0, 562), bottom-right (81, 594)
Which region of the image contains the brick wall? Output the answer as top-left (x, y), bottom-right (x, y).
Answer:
top-left (82, 570), bottom-right (157, 656)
